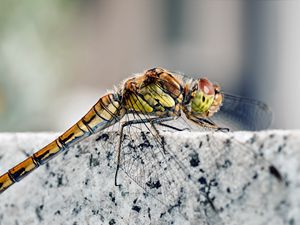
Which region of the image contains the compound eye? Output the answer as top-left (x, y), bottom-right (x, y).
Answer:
top-left (199, 78), bottom-right (215, 95)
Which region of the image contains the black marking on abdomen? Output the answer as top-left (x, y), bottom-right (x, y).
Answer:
top-left (93, 105), bottom-right (109, 122)
top-left (81, 120), bottom-right (94, 134)
top-left (9, 168), bottom-right (26, 182)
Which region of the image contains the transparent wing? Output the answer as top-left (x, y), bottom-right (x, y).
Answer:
top-left (117, 114), bottom-right (286, 224)
top-left (118, 113), bottom-right (219, 224)
top-left (212, 93), bottom-right (273, 131)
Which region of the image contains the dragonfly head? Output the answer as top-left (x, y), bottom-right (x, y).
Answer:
top-left (183, 78), bottom-right (223, 117)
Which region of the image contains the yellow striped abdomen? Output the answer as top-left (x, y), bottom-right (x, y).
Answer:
top-left (0, 93), bottom-right (124, 194)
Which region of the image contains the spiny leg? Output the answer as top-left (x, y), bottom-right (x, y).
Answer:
top-left (148, 117), bottom-right (198, 174)
top-left (190, 117), bottom-right (230, 132)
top-left (157, 123), bottom-right (186, 131)
top-left (149, 117), bottom-right (176, 145)
top-left (150, 117), bottom-right (179, 131)
top-left (204, 118), bottom-right (230, 132)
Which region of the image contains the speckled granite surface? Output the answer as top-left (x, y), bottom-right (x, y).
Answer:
top-left (0, 131), bottom-right (299, 225)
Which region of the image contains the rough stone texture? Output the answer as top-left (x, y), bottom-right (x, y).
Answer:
top-left (0, 130), bottom-right (299, 225)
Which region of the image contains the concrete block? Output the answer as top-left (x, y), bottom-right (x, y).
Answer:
top-left (0, 130), bottom-right (299, 225)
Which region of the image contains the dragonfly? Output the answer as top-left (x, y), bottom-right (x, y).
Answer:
top-left (0, 67), bottom-right (283, 223)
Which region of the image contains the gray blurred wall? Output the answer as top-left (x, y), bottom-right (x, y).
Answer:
top-left (0, 0), bottom-right (299, 131)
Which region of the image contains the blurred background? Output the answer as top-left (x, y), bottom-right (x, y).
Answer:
top-left (0, 0), bottom-right (299, 131)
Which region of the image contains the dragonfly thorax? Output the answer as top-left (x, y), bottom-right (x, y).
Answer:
top-left (121, 68), bottom-right (183, 117)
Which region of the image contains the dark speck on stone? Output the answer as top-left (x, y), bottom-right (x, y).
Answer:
top-left (138, 132), bottom-right (152, 149)
top-left (278, 144), bottom-right (286, 153)
top-left (133, 198), bottom-right (138, 204)
top-left (198, 177), bottom-right (207, 185)
top-left (109, 192), bottom-right (116, 203)
top-left (189, 152), bottom-right (200, 167)
top-left (63, 149), bottom-right (69, 156)
top-left (199, 141), bottom-right (203, 148)
top-left (224, 139), bottom-right (231, 147)
top-left (132, 205), bottom-right (141, 213)
top-left (259, 143), bottom-right (264, 149)
top-left (269, 165), bottom-right (282, 181)
top-left (221, 159), bottom-right (232, 169)
top-left (206, 135), bottom-right (210, 142)
top-left (242, 182), bottom-right (251, 192)
top-left (72, 202), bottom-right (82, 216)
top-left (109, 219), bottom-right (116, 225)
top-left (106, 151), bottom-right (113, 161)
top-left (91, 209), bottom-right (100, 215)
top-left (57, 174), bottom-right (63, 187)
top-left (35, 204), bottom-right (44, 222)
top-left (252, 172), bottom-right (258, 180)
top-left (50, 172), bottom-right (55, 177)
top-left (226, 187), bottom-right (231, 193)
top-left (146, 179), bottom-right (161, 189)
top-left (249, 135), bottom-right (257, 144)
top-left (89, 154), bottom-right (100, 168)
top-left (289, 218), bottom-right (295, 225)
top-left (148, 207), bottom-right (151, 219)
top-left (96, 133), bottom-right (109, 142)
top-left (210, 179), bottom-right (218, 187)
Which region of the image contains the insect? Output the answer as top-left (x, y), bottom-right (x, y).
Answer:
top-left (0, 67), bottom-right (283, 223)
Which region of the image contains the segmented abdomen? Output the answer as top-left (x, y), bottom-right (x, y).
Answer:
top-left (0, 93), bottom-right (124, 194)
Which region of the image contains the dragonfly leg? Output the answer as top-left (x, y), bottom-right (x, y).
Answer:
top-left (190, 117), bottom-right (230, 132)
top-left (216, 127), bottom-right (230, 132)
top-left (148, 116), bottom-right (188, 134)
top-left (150, 117), bottom-right (178, 134)
top-left (149, 117), bottom-right (178, 153)
top-left (157, 122), bottom-right (189, 131)
top-left (203, 118), bottom-right (230, 132)
top-left (154, 117), bottom-right (191, 131)
top-left (206, 118), bottom-right (230, 132)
